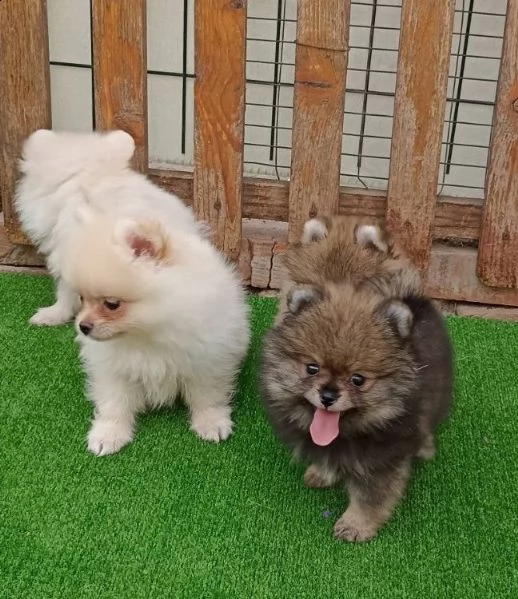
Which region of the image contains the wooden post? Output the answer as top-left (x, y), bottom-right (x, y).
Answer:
top-left (0, 0), bottom-right (51, 245)
top-left (386, 0), bottom-right (455, 271)
top-left (288, 0), bottom-right (350, 244)
top-left (91, 0), bottom-right (148, 172)
top-left (477, 1), bottom-right (518, 289)
top-left (193, 0), bottom-right (246, 260)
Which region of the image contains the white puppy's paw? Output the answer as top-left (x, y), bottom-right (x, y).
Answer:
top-left (29, 305), bottom-right (72, 326)
top-left (190, 406), bottom-right (233, 443)
top-left (87, 420), bottom-right (133, 456)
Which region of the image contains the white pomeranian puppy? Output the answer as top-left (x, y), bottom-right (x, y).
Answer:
top-left (15, 128), bottom-right (200, 326)
top-left (15, 129), bottom-right (250, 454)
top-left (61, 214), bottom-right (249, 455)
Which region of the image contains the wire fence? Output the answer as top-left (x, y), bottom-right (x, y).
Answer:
top-left (45, 0), bottom-right (507, 199)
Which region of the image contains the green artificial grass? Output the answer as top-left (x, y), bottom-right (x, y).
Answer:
top-left (1, 273), bottom-right (518, 598)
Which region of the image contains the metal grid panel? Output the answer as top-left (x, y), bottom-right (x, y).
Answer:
top-left (341, 0), bottom-right (401, 190)
top-left (45, 0), bottom-right (507, 199)
top-left (47, 0), bottom-right (197, 168)
top-left (47, 0), bottom-right (94, 133)
top-left (244, 0), bottom-right (297, 180)
top-left (244, 0), bottom-right (506, 198)
top-left (439, 0), bottom-right (506, 198)
top-left (341, 0), bottom-right (506, 198)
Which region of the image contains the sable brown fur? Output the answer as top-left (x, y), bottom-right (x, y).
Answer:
top-left (275, 216), bottom-right (422, 324)
top-left (260, 218), bottom-right (453, 543)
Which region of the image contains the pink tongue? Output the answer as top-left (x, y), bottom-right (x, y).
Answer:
top-left (310, 408), bottom-right (340, 446)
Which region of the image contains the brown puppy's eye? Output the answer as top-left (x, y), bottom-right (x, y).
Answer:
top-left (104, 299), bottom-right (121, 311)
top-left (306, 363), bottom-right (320, 376)
top-left (350, 373), bottom-right (365, 387)
top-left (79, 295), bottom-right (84, 302)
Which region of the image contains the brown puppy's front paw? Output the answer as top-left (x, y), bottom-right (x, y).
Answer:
top-left (303, 464), bottom-right (338, 489)
top-left (333, 513), bottom-right (379, 543)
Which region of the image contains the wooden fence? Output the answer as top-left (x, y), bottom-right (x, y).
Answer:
top-left (1, 0), bottom-right (517, 308)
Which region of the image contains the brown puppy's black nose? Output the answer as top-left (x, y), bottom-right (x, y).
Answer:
top-left (320, 386), bottom-right (339, 407)
top-left (79, 322), bottom-right (93, 336)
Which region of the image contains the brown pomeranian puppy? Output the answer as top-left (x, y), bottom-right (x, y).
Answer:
top-left (260, 222), bottom-right (453, 543)
top-left (275, 215), bottom-right (422, 324)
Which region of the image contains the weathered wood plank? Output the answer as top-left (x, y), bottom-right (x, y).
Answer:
top-left (288, 0), bottom-right (350, 243)
top-left (91, 0), bottom-right (148, 172)
top-left (193, 0), bottom-right (246, 260)
top-left (454, 303), bottom-right (518, 322)
top-left (433, 196), bottom-right (481, 242)
top-left (426, 245), bottom-right (518, 307)
top-left (477, 0), bottom-right (518, 288)
top-left (0, 222), bottom-right (45, 268)
top-left (0, 0), bottom-right (51, 245)
top-left (241, 219), bottom-right (287, 289)
top-left (387, 0), bottom-right (455, 270)
top-left (148, 170), bottom-right (482, 243)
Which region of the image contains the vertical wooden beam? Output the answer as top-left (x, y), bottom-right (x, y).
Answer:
top-left (194, 0), bottom-right (246, 260)
top-left (91, 0), bottom-right (148, 172)
top-left (386, 0), bottom-right (455, 270)
top-left (0, 0), bottom-right (51, 245)
top-left (288, 0), bottom-right (350, 244)
top-left (477, 1), bottom-right (518, 289)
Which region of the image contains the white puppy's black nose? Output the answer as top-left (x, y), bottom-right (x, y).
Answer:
top-left (79, 322), bottom-right (93, 336)
top-left (320, 386), bottom-right (339, 408)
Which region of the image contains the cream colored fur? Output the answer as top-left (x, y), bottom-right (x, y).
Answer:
top-left (16, 129), bottom-right (249, 454)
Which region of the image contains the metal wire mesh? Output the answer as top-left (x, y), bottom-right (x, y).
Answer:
top-left (244, 0), bottom-right (297, 180)
top-left (438, 0), bottom-right (506, 198)
top-left (45, 0), bottom-right (507, 199)
top-left (341, 0), bottom-right (401, 190)
top-left (243, 0), bottom-right (507, 198)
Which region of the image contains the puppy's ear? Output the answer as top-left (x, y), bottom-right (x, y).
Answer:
top-left (105, 130), bottom-right (135, 163)
top-left (354, 224), bottom-right (388, 253)
top-left (287, 285), bottom-right (323, 315)
top-left (115, 219), bottom-right (172, 263)
top-left (377, 299), bottom-right (413, 338)
top-left (301, 217), bottom-right (331, 244)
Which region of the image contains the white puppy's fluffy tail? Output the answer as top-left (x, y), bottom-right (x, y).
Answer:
top-left (73, 186), bottom-right (104, 227)
top-left (19, 128), bottom-right (136, 179)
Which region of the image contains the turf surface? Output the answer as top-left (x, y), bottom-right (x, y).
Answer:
top-left (1, 273), bottom-right (517, 598)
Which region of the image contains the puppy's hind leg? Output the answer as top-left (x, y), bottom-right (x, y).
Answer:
top-left (304, 463), bottom-right (341, 489)
top-left (30, 278), bottom-right (79, 326)
top-left (184, 375), bottom-right (234, 443)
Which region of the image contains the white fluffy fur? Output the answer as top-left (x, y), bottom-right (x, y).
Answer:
top-left (16, 129), bottom-right (249, 454)
top-left (15, 129), bottom-right (201, 325)
top-left (68, 217), bottom-right (249, 454)
top-left (301, 218), bottom-right (328, 244)
top-left (355, 224), bottom-right (388, 253)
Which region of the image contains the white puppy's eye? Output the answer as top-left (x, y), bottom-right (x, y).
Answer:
top-left (103, 299), bottom-right (121, 311)
top-left (79, 295), bottom-right (84, 302)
